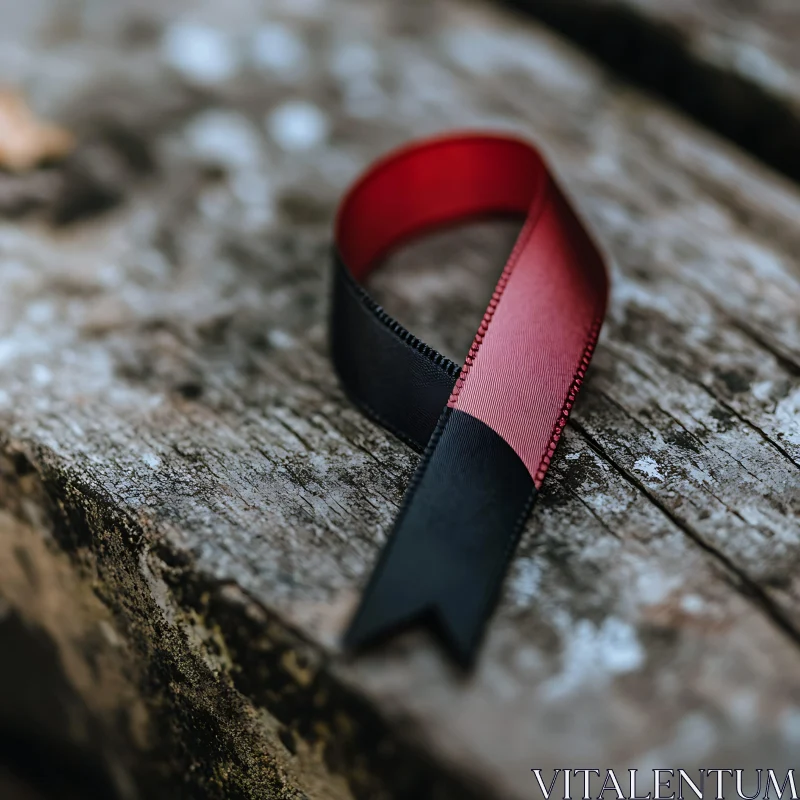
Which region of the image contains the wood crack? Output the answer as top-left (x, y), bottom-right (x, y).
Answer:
top-left (571, 419), bottom-right (800, 651)
top-left (635, 340), bottom-right (800, 472)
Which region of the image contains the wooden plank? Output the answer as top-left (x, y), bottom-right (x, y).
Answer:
top-left (0, 0), bottom-right (799, 797)
top-left (503, 0), bottom-right (800, 181)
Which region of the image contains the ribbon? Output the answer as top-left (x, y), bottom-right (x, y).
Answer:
top-left (331, 133), bottom-right (608, 666)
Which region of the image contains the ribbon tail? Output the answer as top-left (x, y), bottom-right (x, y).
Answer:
top-left (343, 547), bottom-right (491, 667)
top-left (343, 408), bottom-right (537, 668)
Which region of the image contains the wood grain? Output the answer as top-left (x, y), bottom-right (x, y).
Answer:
top-left (0, 0), bottom-right (798, 797)
top-left (504, 0), bottom-right (800, 181)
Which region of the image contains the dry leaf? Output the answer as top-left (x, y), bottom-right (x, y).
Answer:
top-left (0, 88), bottom-right (75, 172)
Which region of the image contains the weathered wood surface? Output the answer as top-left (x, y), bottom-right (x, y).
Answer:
top-left (505, 0), bottom-right (800, 181)
top-left (1, 0), bottom-right (799, 797)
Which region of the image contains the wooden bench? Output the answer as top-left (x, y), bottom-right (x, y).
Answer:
top-left (1, 0), bottom-right (798, 797)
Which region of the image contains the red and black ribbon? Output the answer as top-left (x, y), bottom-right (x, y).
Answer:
top-left (331, 133), bottom-right (608, 666)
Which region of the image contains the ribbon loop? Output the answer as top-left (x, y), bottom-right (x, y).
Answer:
top-left (332, 133), bottom-right (608, 666)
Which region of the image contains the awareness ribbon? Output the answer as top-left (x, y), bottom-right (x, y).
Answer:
top-left (331, 133), bottom-right (609, 666)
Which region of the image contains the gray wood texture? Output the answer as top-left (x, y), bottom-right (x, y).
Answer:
top-left (0, 0), bottom-right (799, 797)
top-left (505, 0), bottom-right (800, 181)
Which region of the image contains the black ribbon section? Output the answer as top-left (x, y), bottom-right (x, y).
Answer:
top-left (332, 238), bottom-right (539, 666)
top-left (330, 250), bottom-right (459, 452)
top-left (342, 409), bottom-right (536, 667)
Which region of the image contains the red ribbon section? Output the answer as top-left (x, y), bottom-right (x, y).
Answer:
top-left (333, 133), bottom-right (608, 665)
